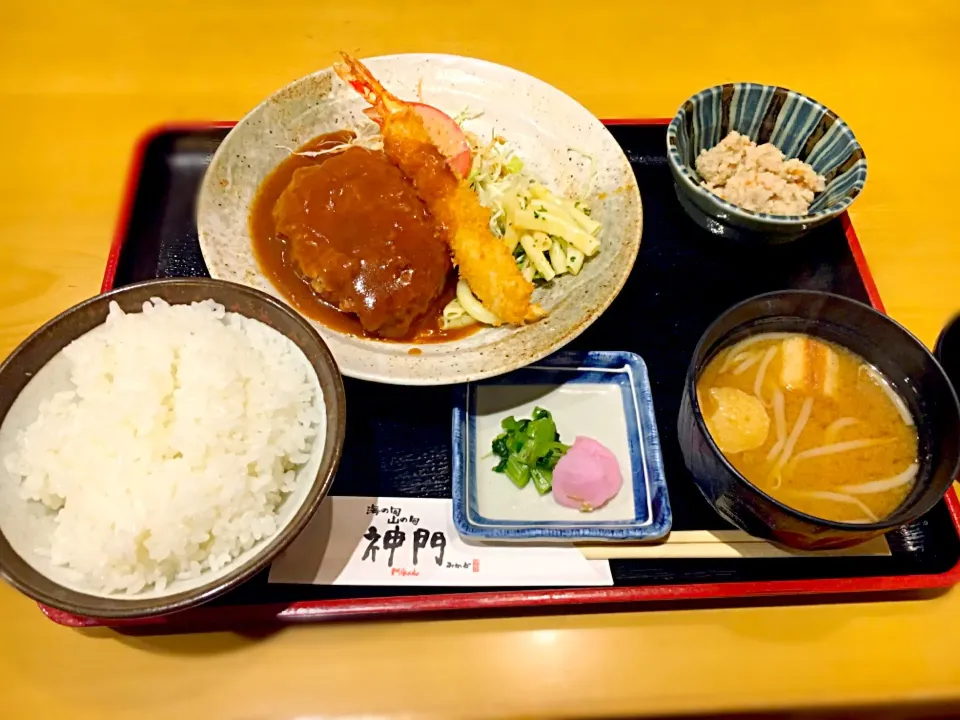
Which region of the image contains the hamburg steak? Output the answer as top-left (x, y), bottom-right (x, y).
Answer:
top-left (273, 146), bottom-right (451, 338)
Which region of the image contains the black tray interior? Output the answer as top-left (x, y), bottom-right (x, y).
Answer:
top-left (111, 124), bottom-right (960, 607)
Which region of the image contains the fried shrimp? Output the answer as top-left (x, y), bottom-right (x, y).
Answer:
top-left (334, 52), bottom-right (544, 325)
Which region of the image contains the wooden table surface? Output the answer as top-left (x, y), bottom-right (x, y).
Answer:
top-left (2, 1), bottom-right (960, 718)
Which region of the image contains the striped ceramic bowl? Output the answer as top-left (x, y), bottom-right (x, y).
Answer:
top-left (666, 83), bottom-right (867, 241)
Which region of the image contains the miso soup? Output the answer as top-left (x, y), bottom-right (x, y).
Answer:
top-left (697, 332), bottom-right (919, 523)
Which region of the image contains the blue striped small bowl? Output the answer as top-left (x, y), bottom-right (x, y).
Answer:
top-left (667, 83), bottom-right (867, 241)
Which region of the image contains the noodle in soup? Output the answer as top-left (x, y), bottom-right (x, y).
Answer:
top-left (696, 332), bottom-right (919, 523)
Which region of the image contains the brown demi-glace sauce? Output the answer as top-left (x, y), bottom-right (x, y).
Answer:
top-left (249, 131), bottom-right (478, 343)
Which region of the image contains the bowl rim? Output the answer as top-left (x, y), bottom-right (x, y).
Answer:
top-left (935, 312), bottom-right (960, 370)
top-left (688, 289), bottom-right (960, 532)
top-left (666, 82), bottom-right (867, 226)
top-left (0, 277), bottom-right (347, 618)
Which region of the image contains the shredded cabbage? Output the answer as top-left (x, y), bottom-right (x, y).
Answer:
top-left (440, 114), bottom-right (604, 329)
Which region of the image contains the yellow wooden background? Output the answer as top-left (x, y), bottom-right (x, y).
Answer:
top-left (2, 1), bottom-right (960, 718)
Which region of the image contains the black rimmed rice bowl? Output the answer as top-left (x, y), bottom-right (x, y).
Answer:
top-left (0, 278), bottom-right (346, 619)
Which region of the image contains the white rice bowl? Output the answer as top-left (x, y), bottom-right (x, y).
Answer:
top-left (0, 298), bottom-right (326, 599)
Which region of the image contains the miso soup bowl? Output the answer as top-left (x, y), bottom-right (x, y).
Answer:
top-left (677, 290), bottom-right (960, 550)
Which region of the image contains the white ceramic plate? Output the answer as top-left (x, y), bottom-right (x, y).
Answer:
top-left (197, 54), bottom-right (642, 385)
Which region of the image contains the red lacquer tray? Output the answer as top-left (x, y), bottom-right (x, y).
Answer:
top-left (39, 119), bottom-right (960, 630)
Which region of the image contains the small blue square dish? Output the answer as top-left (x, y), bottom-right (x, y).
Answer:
top-left (451, 351), bottom-right (672, 542)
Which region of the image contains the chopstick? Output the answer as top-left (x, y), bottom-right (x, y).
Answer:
top-left (577, 530), bottom-right (890, 559)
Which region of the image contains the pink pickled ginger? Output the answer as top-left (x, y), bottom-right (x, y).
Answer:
top-left (552, 437), bottom-right (623, 512)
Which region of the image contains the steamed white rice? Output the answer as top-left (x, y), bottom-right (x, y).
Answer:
top-left (3, 298), bottom-right (324, 594)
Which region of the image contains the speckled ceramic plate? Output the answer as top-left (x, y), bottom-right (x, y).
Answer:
top-left (196, 54), bottom-right (642, 385)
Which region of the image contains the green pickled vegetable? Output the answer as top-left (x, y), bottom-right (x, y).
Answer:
top-left (504, 455), bottom-right (531, 489)
top-left (491, 407), bottom-right (569, 495)
top-left (530, 467), bottom-right (553, 495)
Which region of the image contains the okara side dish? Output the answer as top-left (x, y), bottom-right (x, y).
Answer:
top-left (695, 131), bottom-right (826, 216)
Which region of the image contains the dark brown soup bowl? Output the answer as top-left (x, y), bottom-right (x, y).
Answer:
top-left (677, 290), bottom-right (960, 550)
top-left (0, 278), bottom-right (346, 619)
top-left (935, 313), bottom-right (960, 392)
